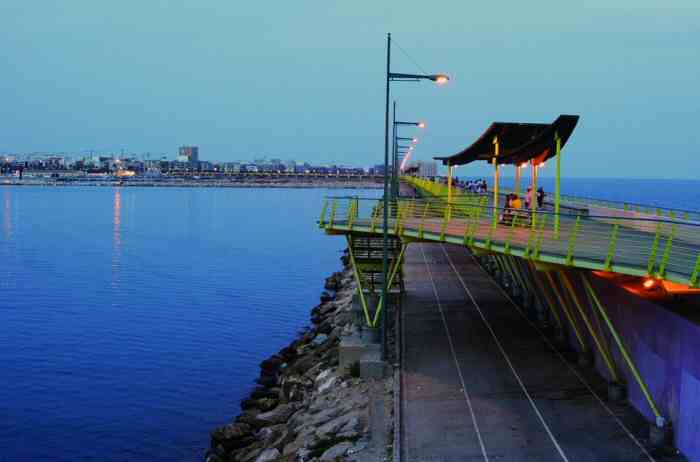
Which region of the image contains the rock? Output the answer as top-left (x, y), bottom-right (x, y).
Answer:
top-left (309, 404), bottom-right (346, 427)
top-left (303, 363), bottom-right (325, 382)
top-left (312, 334), bottom-right (328, 346)
top-left (267, 426), bottom-right (292, 451)
top-left (315, 411), bottom-right (362, 441)
top-left (333, 311), bottom-right (352, 327)
top-left (317, 319), bottom-right (333, 335)
top-left (256, 403), bottom-right (299, 426)
top-left (278, 345), bottom-right (297, 362)
top-left (260, 355), bottom-right (284, 374)
top-left (241, 397), bottom-right (258, 410)
top-left (280, 375), bottom-right (312, 402)
top-left (251, 386), bottom-right (278, 400)
top-left (336, 414), bottom-right (362, 440)
top-left (320, 347), bottom-right (339, 367)
top-left (315, 369), bottom-right (333, 383)
top-left (255, 448), bottom-right (280, 462)
top-left (211, 422), bottom-right (254, 451)
top-left (237, 444), bottom-right (265, 462)
top-left (256, 397), bottom-right (278, 412)
top-left (288, 353), bottom-right (319, 376)
top-left (236, 411), bottom-right (266, 430)
top-left (320, 291), bottom-right (334, 303)
top-left (319, 302), bottom-right (338, 316)
top-left (317, 376), bottom-right (337, 394)
top-left (257, 372), bottom-right (278, 388)
top-left (320, 442), bottom-right (354, 461)
top-left (282, 434), bottom-right (305, 456)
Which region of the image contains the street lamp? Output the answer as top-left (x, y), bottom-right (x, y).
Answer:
top-left (392, 119), bottom-right (425, 200)
top-left (381, 33), bottom-right (448, 351)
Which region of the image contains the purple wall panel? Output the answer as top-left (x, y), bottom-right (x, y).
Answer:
top-left (679, 371), bottom-right (700, 459)
top-left (576, 273), bottom-right (700, 461)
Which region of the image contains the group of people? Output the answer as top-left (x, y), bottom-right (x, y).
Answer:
top-left (465, 179), bottom-right (488, 193)
top-left (452, 178), bottom-right (487, 193)
top-left (500, 186), bottom-right (546, 225)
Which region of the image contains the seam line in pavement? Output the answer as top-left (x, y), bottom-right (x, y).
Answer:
top-left (457, 247), bottom-right (657, 462)
top-left (419, 243), bottom-right (490, 462)
top-left (440, 244), bottom-right (571, 462)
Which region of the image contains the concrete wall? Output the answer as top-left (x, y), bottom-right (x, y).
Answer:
top-left (586, 275), bottom-right (700, 460)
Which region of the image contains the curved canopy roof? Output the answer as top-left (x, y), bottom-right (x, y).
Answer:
top-left (435, 115), bottom-right (579, 166)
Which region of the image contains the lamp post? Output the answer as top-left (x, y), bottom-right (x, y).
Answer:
top-left (381, 33), bottom-right (449, 354)
top-left (392, 122), bottom-right (421, 200)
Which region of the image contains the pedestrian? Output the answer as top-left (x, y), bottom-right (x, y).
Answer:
top-left (537, 187), bottom-right (545, 208)
top-left (526, 186), bottom-right (533, 209)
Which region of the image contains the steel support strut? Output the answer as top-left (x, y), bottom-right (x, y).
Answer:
top-left (544, 271), bottom-right (588, 351)
top-left (559, 271), bottom-right (620, 382)
top-left (581, 273), bottom-right (666, 428)
top-left (346, 236), bottom-right (374, 326)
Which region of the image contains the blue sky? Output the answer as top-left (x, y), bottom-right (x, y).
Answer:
top-left (1, 1), bottom-right (698, 178)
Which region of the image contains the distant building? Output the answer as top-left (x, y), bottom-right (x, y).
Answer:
top-left (416, 161), bottom-right (437, 178)
top-left (282, 160), bottom-right (296, 173)
top-left (179, 146), bottom-right (199, 164)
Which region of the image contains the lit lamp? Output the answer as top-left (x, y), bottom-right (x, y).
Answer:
top-left (379, 33), bottom-right (449, 355)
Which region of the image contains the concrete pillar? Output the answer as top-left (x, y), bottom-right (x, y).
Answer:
top-left (649, 421), bottom-right (673, 448)
top-left (607, 381), bottom-right (626, 403)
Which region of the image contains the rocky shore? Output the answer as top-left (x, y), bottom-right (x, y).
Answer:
top-left (207, 253), bottom-right (391, 462)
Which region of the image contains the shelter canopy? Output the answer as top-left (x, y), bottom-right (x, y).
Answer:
top-left (435, 115), bottom-right (579, 166)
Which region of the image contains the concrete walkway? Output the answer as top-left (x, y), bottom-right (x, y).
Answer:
top-left (399, 243), bottom-right (682, 462)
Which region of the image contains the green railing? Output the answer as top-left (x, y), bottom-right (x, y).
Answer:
top-left (319, 186), bottom-right (700, 289)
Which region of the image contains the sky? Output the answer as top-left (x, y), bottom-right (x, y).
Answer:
top-left (0, 0), bottom-right (698, 178)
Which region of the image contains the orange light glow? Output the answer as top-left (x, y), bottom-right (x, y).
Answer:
top-left (418, 122), bottom-right (426, 129)
top-left (643, 279), bottom-right (656, 289)
top-left (435, 74), bottom-right (450, 85)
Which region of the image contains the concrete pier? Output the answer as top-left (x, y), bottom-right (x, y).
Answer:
top-left (399, 243), bottom-right (684, 461)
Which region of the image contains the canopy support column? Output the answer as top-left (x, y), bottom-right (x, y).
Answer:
top-left (447, 163), bottom-right (453, 221)
top-left (531, 161), bottom-right (539, 230)
top-left (515, 164), bottom-right (522, 197)
top-left (555, 131), bottom-right (562, 238)
top-left (447, 162), bottom-right (453, 203)
top-left (492, 136), bottom-right (500, 230)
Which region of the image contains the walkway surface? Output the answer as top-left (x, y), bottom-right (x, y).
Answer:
top-left (399, 242), bottom-right (683, 462)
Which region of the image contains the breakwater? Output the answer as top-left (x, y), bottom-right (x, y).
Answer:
top-left (207, 253), bottom-right (390, 462)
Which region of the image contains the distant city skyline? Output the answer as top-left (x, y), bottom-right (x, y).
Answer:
top-left (1, 1), bottom-right (698, 179)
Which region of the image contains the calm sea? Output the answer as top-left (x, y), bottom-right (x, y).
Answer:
top-left (0, 186), bottom-right (375, 461)
top-left (0, 179), bottom-right (696, 461)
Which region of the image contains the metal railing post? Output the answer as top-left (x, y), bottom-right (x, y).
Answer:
top-left (691, 252), bottom-right (700, 288)
top-left (319, 199), bottom-right (329, 228)
top-left (565, 215), bottom-right (582, 266)
top-left (329, 199), bottom-right (338, 228)
top-left (658, 213), bottom-right (677, 279)
top-left (604, 222), bottom-right (620, 271)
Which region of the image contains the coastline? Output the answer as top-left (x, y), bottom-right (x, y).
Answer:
top-left (207, 251), bottom-right (392, 462)
top-left (1, 179), bottom-right (383, 189)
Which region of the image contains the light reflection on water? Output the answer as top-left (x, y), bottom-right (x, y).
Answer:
top-left (3, 187), bottom-right (11, 240)
top-left (0, 186), bottom-right (372, 462)
top-left (112, 188), bottom-right (122, 288)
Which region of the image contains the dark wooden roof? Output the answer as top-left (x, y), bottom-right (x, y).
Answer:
top-left (435, 115), bottom-right (579, 166)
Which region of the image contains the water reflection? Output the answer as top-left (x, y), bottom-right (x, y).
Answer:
top-left (2, 188), bottom-right (11, 240)
top-left (112, 187), bottom-right (122, 287)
